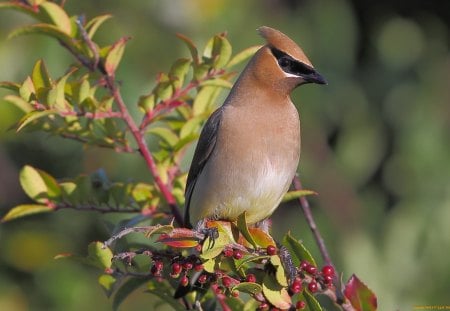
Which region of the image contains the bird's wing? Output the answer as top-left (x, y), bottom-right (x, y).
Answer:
top-left (184, 107), bottom-right (224, 227)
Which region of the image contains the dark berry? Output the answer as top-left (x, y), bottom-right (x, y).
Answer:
top-left (183, 262), bottom-right (193, 270)
top-left (308, 281), bottom-right (318, 293)
top-left (222, 276), bottom-right (232, 288)
top-left (266, 245), bottom-right (277, 256)
top-left (246, 274), bottom-right (256, 283)
top-left (223, 248), bottom-right (233, 257)
top-left (194, 263), bottom-right (204, 271)
top-left (171, 263), bottom-right (182, 275)
top-left (198, 274), bottom-right (208, 284)
top-left (154, 261), bottom-right (163, 271)
top-left (296, 301), bottom-right (306, 310)
top-left (323, 275), bottom-right (333, 285)
top-left (180, 275), bottom-right (189, 287)
top-left (321, 265), bottom-right (335, 277)
top-left (233, 250), bottom-right (243, 260)
top-left (305, 264), bottom-right (317, 275)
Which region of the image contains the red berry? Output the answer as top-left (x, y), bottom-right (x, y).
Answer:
top-left (290, 280), bottom-right (302, 294)
top-left (198, 274), bottom-right (208, 284)
top-left (215, 285), bottom-right (224, 294)
top-left (183, 262), bottom-right (193, 270)
top-left (296, 301), bottom-right (306, 310)
top-left (233, 250), bottom-right (243, 260)
top-left (321, 265), bottom-right (335, 277)
top-left (258, 302), bottom-right (269, 310)
top-left (154, 261), bottom-right (163, 271)
top-left (300, 260), bottom-right (309, 271)
top-left (323, 275), bottom-right (333, 285)
top-left (222, 276), bottom-right (232, 288)
top-left (246, 274), bottom-right (256, 283)
top-left (231, 290), bottom-right (239, 297)
top-left (180, 275), bottom-right (189, 287)
top-left (266, 245), bottom-right (277, 255)
top-left (305, 264), bottom-right (317, 275)
top-left (171, 263), bottom-right (182, 275)
top-left (223, 248), bottom-right (233, 257)
top-left (308, 281), bottom-right (318, 293)
top-left (194, 263), bottom-right (204, 272)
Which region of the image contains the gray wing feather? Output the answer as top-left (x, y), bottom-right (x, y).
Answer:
top-left (184, 107), bottom-right (224, 227)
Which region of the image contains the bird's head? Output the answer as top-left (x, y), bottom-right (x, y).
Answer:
top-left (249, 26), bottom-right (326, 93)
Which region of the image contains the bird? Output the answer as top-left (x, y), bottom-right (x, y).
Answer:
top-left (184, 26), bottom-right (326, 229)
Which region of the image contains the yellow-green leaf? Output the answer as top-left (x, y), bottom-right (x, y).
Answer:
top-left (1, 204), bottom-right (52, 222)
top-left (169, 58), bottom-right (191, 89)
top-left (282, 189), bottom-right (317, 203)
top-left (31, 59), bottom-right (52, 91)
top-left (193, 86), bottom-right (219, 116)
top-left (16, 110), bottom-right (56, 132)
top-left (9, 24), bottom-right (74, 49)
top-left (87, 241), bottom-right (113, 269)
top-left (227, 45), bottom-right (261, 68)
top-left (262, 274), bottom-right (292, 310)
top-left (300, 290), bottom-right (323, 311)
top-left (200, 78), bottom-right (233, 89)
top-left (98, 274), bottom-right (116, 293)
top-left (213, 35), bottom-right (232, 69)
top-left (86, 14), bottom-right (112, 39)
top-left (39, 1), bottom-right (72, 35)
top-left (232, 282), bottom-right (262, 295)
top-left (237, 212), bottom-right (257, 249)
top-left (270, 255), bottom-right (288, 287)
top-left (19, 76), bottom-right (36, 101)
top-left (104, 36), bottom-right (130, 76)
top-left (177, 33), bottom-right (199, 64)
top-left (148, 127), bottom-right (179, 147)
top-left (4, 95), bottom-right (33, 113)
top-left (19, 165), bottom-right (60, 202)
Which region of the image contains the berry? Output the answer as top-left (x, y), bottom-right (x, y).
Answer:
top-left (223, 248), bottom-right (233, 257)
top-left (296, 301), bottom-right (306, 310)
top-left (215, 285), bottom-right (224, 294)
top-left (290, 280), bottom-right (302, 294)
top-left (194, 263), bottom-right (204, 272)
top-left (321, 265), bottom-right (335, 277)
top-left (222, 276), bottom-right (232, 288)
top-left (231, 290), bottom-right (239, 297)
top-left (171, 263), bottom-right (182, 275)
top-left (299, 260), bottom-right (309, 271)
top-left (246, 274), bottom-right (256, 283)
top-left (323, 275), bottom-right (333, 285)
top-left (266, 245), bottom-right (277, 256)
top-left (258, 302), bottom-right (269, 310)
top-left (180, 275), bottom-right (189, 287)
top-left (154, 261), bottom-right (163, 271)
top-left (233, 250), bottom-right (243, 260)
top-left (183, 262), bottom-right (193, 271)
top-left (308, 281), bottom-right (318, 293)
top-left (305, 264), bottom-right (317, 275)
top-left (198, 274), bottom-right (208, 284)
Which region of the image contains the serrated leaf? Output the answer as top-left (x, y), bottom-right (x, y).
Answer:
top-left (148, 127), bottom-right (179, 147)
top-left (1, 204), bottom-right (52, 222)
top-left (39, 1), bottom-right (72, 35)
top-left (237, 212), bottom-right (257, 249)
top-left (282, 189), bottom-right (317, 203)
top-left (283, 232), bottom-right (317, 267)
top-left (16, 110), bottom-right (56, 132)
top-left (4, 95), bottom-right (33, 113)
top-left (300, 290), bottom-right (323, 311)
top-left (9, 24), bottom-right (74, 49)
top-left (169, 58), bottom-right (191, 89)
top-left (262, 274), bottom-right (292, 310)
top-left (104, 36), bottom-right (130, 76)
top-left (113, 277), bottom-right (149, 311)
top-left (87, 241), bottom-right (113, 269)
top-left (176, 33), bottom-right (199, 64)
top-left (227, 45), bottom-right (261, 68)
top-left (344, 274), bottom-right (378, 311)
top-left (232, 282), bottom-right (262, 295)
top-left (31, 59), bottom-right (52, 91)
top-left (85, 14), bottom-right (112, 39)
top-left (200, 78), bottom-right (233, 89)
top-left (235, 255), bottom-right (270, 270)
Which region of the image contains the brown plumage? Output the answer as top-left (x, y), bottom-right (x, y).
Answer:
top-left (184, 26), bottom-right (326, 228)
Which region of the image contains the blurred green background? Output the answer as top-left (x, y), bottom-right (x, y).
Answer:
top-left (1, 0), bottom-right (449, 310)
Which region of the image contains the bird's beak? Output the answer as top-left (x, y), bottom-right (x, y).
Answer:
top-left (303, 70), bottom-right (327, 85)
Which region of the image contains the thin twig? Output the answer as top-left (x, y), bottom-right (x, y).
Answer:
top-left (54, 202), bottom-right (140, 214)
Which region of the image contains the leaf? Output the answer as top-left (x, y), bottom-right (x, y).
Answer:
top-left (8, 24), bottom-right (74, 49)
top-left (19, 165), bottom-right (60, 202)
top-left (19, 76), bottom-right (36, 101)
top-left (192, 86), bottom-right (219, 116)
top-left (299, 290), bottom-right (323, 311)
top-left (87, 241), bottom-right (113, 269)
top-left (237, 212), bottom-right (257, 249)
top-left (169, 58), bottom-right (191, 89)
top-left (213, 35), bottom-right (232, 69)
top-left (113, 277), bottom-right (148, 311)
top-left (157, 228), bottom-right (200, 248)
top-left (262, 274), bottom-right (292, 310)
top-left (39, 1), bottom-right (72, 35)
top-left (176, 33), bottom-right (199, 64)
top-left (200, 78), bottom-right (233, 89)
top-left (85, 14), bottom-right (112, 39)
top-left (98, 274), bottom-right (117, 295)
top-left (53, 68), bottom-right (76, 110)
top-left (138, 94), bottom-right (155, 113)
top-left (283, 232), bottom-right (317, 267)
top-left (232, 282), bottom-right (262, 295)
top-left (1, 204), bottom-right (52, 222)
top-left (248, 228), bottom-right (276, 248)
top-left (270, 255), bottom-right (288, 287)
top-left (16, 110), bottom-right (56, 132)
top-left (282, 189), bottom-right (317, 203)
top-left (227, 45), bottom-right (261, 68)
top-left (344, 274), bottom-right (378, 311)
top-left (0, 81), bottom-right (21, 92)
top-left (0, 2), bottom-right (39, 19)
top-left (147, 127), bottom-right (179, 147)
top-left (201, 222), bottom-right (234, 260)
top-left (4, 95), bottom-right (33, 113)
top-left (104, 36), bottom-right (130, 76)
top-left (31, 59), bottom-right (52, 91)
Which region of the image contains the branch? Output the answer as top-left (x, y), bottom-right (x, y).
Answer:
top-left (54, 202), bottom-right (140, 214)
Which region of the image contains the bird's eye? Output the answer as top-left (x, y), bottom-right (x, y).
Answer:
top-left (278, 57), bottom-right (291, 70)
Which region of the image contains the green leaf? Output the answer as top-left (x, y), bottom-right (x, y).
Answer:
top-left (192, 86), bottom-right (219, 116)
top-left (213, 35), bottom-right (232, 69)
top-left (176, 33), bottom-right (199, 64)
top-left (16, 110), bottom-right (56, 132)
top-left (148, 127), bottom-right (179, 147)
top-left (283, 232), bottom-right (317, 267)
top-left (39, 1), bottom-right (72, 35)
top-left (169, 58), bottom-right (192, 89)
top-left (53, 69), bottom-right (76, 110)
top-left (232, 282), bottom-right (262, 295)
top-left (138, 94), bottom-right (156, 113)
top-left (200, 78), bottom-right (233, 89)
top-left (85, 14), bottom-right (112, 39)
top-left (104, 36), bottom-right (130, 76)
top-left (299, 290), bottom-right (323, 311)
top-left (0, 81), bottom-right (21, 92)
top-left (4, 95), bottom-right (33, 113)
top-left (282, 189), bottom-right (317, 203)
top-left (113, 277), bottom-right (149, 311)
top-left (1, 204), bottom-right (52, 222)
top-left (227, 45), bottom-right (260, 68)
top-left (8, 24), bottom-right (74, 49)
top-left (201, 223), bottom-right (234, 260)
top-left (19, 76), bottom-right (36, 101)
top-left (262, 274), bottom-right (292, 310)
top-left (87, 241), bottom-right (113, 270)
top-left (19, 165), bottom-right (60, 203)
top-left (344, 274), bottom-right (378, 311)
top-left (270, 255), bottom-right (288, 287)
top-left (31, 59), bottom-right (52, 91)
top-left (98, 274), bottom-right (117, 295)
top-left (237, 212), bottom-right (257, 249)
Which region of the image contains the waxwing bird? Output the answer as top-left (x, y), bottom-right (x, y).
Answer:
top-left (184, 26), bottom-right (326, 228)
